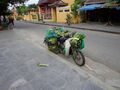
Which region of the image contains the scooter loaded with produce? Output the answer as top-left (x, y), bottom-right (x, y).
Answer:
top-left (44, 27), bottom-right (85, 66)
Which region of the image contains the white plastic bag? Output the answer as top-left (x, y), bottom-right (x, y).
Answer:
top-left (64, 38), bottom-right (72, 56)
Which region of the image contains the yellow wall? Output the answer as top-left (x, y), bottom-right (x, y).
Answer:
top-left (63, 0), bottom-right (75, 5)
top-left (41, 8), bottom-right (56, 22)
top-left (12, 8), bottom-right (18, 20)
top-left (13, 11), bottom-right (18, 20)
top-left (24, 11), bottom-right (38, 21)
top-left (51, 8), bottom-right (57, 22)
top-left (38, 0), bottom-right (81, 23)
top-left (56, 0), bottom-right (75, 23)
top-left (38, 0), bottom-right (75, 22)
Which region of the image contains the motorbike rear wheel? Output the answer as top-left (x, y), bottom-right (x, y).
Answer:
top-left (72, 50), bottom-right (85, 66)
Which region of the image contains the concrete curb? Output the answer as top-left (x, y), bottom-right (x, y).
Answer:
top-left (25, 21), bottom-right (120, 34)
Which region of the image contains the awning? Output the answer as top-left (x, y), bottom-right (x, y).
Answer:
top-left (48, 0), bottom-right (68, 7)
top-left (85, 0), bottom-right (107, 5)
top-left (102, 3), bottom-right (120, 8)
top-left (79, 4), bottom-right (102, 11)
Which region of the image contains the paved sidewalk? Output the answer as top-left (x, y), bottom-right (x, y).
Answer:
top-left (0, 29), bottom-right (116, 90)
top-left (26, 21), bottom-right (120, 34)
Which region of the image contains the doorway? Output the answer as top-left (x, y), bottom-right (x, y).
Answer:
top-left (53, 7), bottom-right (57, 22)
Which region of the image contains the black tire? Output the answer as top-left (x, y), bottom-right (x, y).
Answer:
top-left (72, 50), bottom-right (85, 66)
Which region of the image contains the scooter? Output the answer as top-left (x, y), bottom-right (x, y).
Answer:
top-left (44, 32), bottom-right (85, 66)
top-left (57, 34), bottom-right (85, 66)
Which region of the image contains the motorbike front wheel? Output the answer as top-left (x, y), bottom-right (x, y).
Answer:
top-left (72, 50), bottom-right (85, 66)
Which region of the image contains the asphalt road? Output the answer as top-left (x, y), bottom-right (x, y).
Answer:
top-left (0, 26), bottom-right (116, 90)
top-left (14, 21), bottom-right (120, 73)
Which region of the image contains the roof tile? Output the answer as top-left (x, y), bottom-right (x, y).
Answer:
top-left (85, 0), bottom-right (107, 4)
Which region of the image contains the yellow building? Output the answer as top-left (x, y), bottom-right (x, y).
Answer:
top-left (38, 0), bottom-right (80, 23)
top-left (55, 0), bottom-right (74, 22)
top-left (12, 7), bottom-right (18, 20)
top-left (24, 9), bottom-right (39, 21)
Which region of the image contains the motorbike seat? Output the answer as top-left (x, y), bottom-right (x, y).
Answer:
top-left (58, 36), bottom-right (69, 44)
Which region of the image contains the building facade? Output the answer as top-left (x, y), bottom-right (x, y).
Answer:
top-left (24, 9), bottom-right (39, 21)
top-left (12, 7), bottom-right (18, 20)
top-left (38, 0), bottom-right (76, 23)
top-left (79, 0), bottom-right (120, 23)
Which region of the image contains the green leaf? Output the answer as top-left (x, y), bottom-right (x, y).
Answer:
top-left (37, 63), bottom-right (49, 67)
top-left (71, 0), bottom-right (85, 17)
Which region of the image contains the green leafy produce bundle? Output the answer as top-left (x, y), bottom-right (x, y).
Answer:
top-left (73, 32), bottom-right (85, 40)
top-left (48, 37), bottom-right (57, 44)
top-left (70, 32), bottom-right (85, 49)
